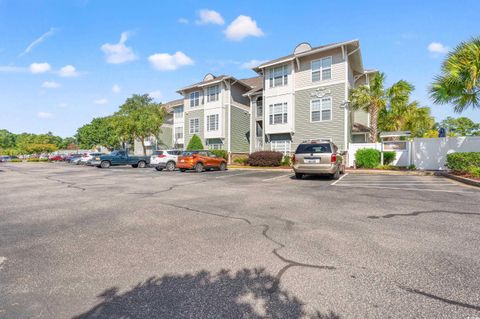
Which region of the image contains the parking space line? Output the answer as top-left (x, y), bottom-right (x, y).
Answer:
top-left (334, 184), bottom-right (475, 193)
top-left (330, 172), bottom-right (349, 185)
top-left (262, 173), bottom-right (294, 182)
top-left (215, 171), bottom-right (259, 179)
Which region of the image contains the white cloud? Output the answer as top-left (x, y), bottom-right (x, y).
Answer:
top-left (196, 9), bottom-right (224, 25)
top-left (30, 62), bottom-right (51, 74)
top-left (112, 84), bottom-right (121, 93)
top-left (224, 15), bottom-right (264, 41)
top-left (148, 51), bottom-right (194, 71)
top-left (428, 42), bottom-right (450, 54)
top-left (58, 65), bottom-right (79, 77)
top-left (41, 81), bottom-right (61, 89)
top-left (101, 32), bottom-right (137, 64)
top-left (20, 28), bottom-right (57, 56)
top-left (241, 59), bottom-right (267, 69)
top-left (94, 98), bottom-right (108, 105)
top-left (37, 111), bottom-right (53, 119)
top-left (178, 18), bottom-right (189, 24)
top-left (148, 90), bottom-right (162, 99)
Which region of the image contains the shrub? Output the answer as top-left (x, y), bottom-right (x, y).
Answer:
top-left (467, 166), bottom-right (480, 178)
top-left (355, 149), bottom-right (380, 168)
top-left (446, 152), bottom-right (480, 172)
top-left (186, 135), bottom-right (204, 150)
top-left (234, 156), bottom-right (248, 165)
top-left (383, 151), bottom-right (396, 165)
top-left (281, 155), bottom-right (291, 166)
top-left (10, 158), bottom-right (22, 162)
top-left (211, 150), bottom-right (228, 160)
top-left (39, 158), bottom-right (49, 162)
top-left (27, 158), bottom-right (39, 162)
top-left (247, 151), bottom-right (283, 167)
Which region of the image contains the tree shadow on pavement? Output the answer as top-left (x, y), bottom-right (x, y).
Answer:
top-left (72, 268), bottom-right (341, 319)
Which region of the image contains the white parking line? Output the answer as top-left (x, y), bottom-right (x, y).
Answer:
top-left (215, 171), bottom-right (259, 179)
top-left (262, 173), bottom-right (294, 182)
top-left (334, 184), bottom-right (474, 193)
top-left (330, 172), bottom-right (349, 185)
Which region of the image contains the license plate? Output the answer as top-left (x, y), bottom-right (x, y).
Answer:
top-left (305, 159), bottom-right (320, 164)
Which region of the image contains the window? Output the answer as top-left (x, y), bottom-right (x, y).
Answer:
top-left (256, 98), bottom-right (263, 117)
top-left (207, 143), bottom-right (223, 150)
top-left (268, 65), bottom-right (288, 88)
top-left (269, 103), bottom-right (288, 125)
top-left (175, 126), bottom-right (183, 139)
top-left (295, 143), bottom-right (332, 154)
top-left (206, 114), bottom-right (219, 132)
top-left (174, 107), bottom-right (184, 119)
top-left (190, 91), bottom-right (200, 107)
top-left (207, 85), bottom-right (219, 102)
top-left (312, 56), bottom-right (332, 82)
top-left (189, 118), bottom-right (199, 134)
top-left (271, 140), bottom-right (291, 155)
top-left (311, 97), bottom-right (332, 122)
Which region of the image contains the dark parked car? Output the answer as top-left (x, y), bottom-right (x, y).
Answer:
top-left (90, 150), bottom-right (150, 168)
top-left (66, 154), bottom-right (82, 163)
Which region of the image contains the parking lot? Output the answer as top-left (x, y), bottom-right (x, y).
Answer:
top-left (1, 163), bottom-right (479, 318)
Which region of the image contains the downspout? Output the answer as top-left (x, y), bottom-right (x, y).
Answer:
top-left (226, 81), bottom-right (232, 162)
top-left (343, 45), bottom-right (349, 152)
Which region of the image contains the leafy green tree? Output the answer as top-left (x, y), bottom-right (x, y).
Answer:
top-left (430, 37), bottom-right (480, 113)
top-left (186, 134), bottom-right (204, 150)
top-left (0, 129), bottom-right (16, 149)
top-left (23, 143), bottom-right (58, 154)
top-left (76, 116), bottom-right (121, 150)
top-left (439, 116), bottom-right (480, 136)
top-left (350, 73), bottom-right (416, 142)
top-left (113, 94), bottom-right (166, 155)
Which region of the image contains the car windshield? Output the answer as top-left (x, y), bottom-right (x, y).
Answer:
top-left (182, 151), bottom-right (199, 156)
top-left (295, 143), bottom-right (331, 154)
top-left (152, 151), bottom-right (163, 155)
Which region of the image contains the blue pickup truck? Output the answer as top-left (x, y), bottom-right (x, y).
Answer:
top-left (91, 150), bottom-right (150, 168)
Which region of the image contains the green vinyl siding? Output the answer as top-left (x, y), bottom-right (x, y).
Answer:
top-left (230, 105), bottom-right (250, 153)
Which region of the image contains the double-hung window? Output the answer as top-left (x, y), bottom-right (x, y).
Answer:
top-left (174, 107), bottom-right (184, 119)
top-left (174, 126), bottom-right (183, 139)
top-left (206, 114), bottom-right (219, 132)
top-left (311, 97), bottom-right (332, 122)
top-left (269, 103), bottom-right (288, 125)
top-left (207, 85), bottom-right (219, 102)
top-left (311, 57), bottom-right (332, 82)
top-left (190, 91), bottom-right (200, 107)
top-left (268, 65), bottom-right (288, 88)
top-left (271, 140), bottom-right (291, 155)
top-left (189, 118), bottom-right (199, 134)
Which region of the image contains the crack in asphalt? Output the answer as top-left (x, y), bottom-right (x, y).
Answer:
top-left (398, 285), bottom-right (480, 311)
top-left (368, 209), bottom-right (480, 219)
top-left (127, 181), bottom-right (206, 197)
top-left (44, 176), bottom-right (86, 191)
top-left (159, 202), bottom-right (335, 293)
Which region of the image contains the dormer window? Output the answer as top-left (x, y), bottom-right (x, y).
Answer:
top-left (207, 85), bottom-right (219, 102)
top-left (268, 65), bottom-right (288, 88)
top-left (312, 57), bottom-right (332, 82)
top-left (190, 91), bottom-right (200, 107)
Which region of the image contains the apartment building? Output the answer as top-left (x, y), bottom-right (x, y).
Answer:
top-left (247, 39), bottom-right (376, 154)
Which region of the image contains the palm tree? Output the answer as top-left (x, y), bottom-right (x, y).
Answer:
top-left (349, 73), bottom-right (414, 142)
top-left (430, 37), bottom-right (480, 112)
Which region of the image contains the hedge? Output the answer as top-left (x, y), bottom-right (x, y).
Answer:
top-left (446, 152), bottom-right (480, 172)
top-left (247, 151), bottom-right (283, 166)
top-left (355, 149), bottom-right (396, 168)
top-left (211, 150), bottom-right (228, 160)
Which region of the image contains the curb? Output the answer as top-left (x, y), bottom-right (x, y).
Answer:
top-left (441, 172), bottom-right (480, 188)
top-left (228, 166), bottom-right (292, 171)
top-left (346, 169), bottom-right (435, 176)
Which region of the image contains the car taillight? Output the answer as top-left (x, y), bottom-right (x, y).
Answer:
top-left (331, 154), bottom-right (337, 163)
top-left (158, 154), bottom-right (167, 158)
top-left (291, 154), bottom-right (296, 164)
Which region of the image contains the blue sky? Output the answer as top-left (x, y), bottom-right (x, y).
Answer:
top-left (0, 0), bottom-right (478, 137)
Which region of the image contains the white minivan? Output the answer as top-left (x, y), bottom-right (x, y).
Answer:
top-left (150, 150), bottom-right (182, 171)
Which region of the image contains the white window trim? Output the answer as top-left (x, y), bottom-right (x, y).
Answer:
top-left (206, 114), bottom-right (219, 132)
top-left (174, 107), bottom-right (184, 119)
top-left (311, 56), bottom-right (332, 83)
top-left (189, 118), bottom-right (200, 134)
top-left (174, 126), bottom-right (184, 139)
top-left (268, 65), bottom-right (288, 88)
top-left (190, 91), bottom-right (200, 108)
top-left (310, 97), bottom-right (333, 123)
top-left (206, 85), bottom-right (219, 103)
top-left (269, 102), bottom-right (288, 125)
top-left (270, 140), bottom-right (291, 155)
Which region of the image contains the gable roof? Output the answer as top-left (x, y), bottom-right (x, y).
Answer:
top-left (177, 74), bottom-right (262, 94)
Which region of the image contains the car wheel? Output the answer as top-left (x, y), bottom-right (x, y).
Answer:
top-left (132, 164), bottom-right (138, 168)
top-left (100, 161), bottom-right (110, 169)
top-left (331, 168), bottom-right (340, 180)
top-left (219, 162), bottom-right (227, 171)
top-left (180, 169), bottom-right (186, 172)
top-left (195, 162), bottom-right (203, 173)
top-left (166, 161), bottom-right (175, 171)
top-left (155, 166), bottom-right (163, 171)
top-left (295, 173), bottom-right (303, 179)
top-left (137, 161), bottom-right (146, 168)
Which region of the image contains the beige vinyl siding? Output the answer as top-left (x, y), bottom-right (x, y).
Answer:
top-left (230, 105), bottom-right (250, 153)
top-left (184, 109), bottom-right (205, 147)
top-left (293, 82), bottom-right (346, 150)
top-left (157, 125), bottom-right (173, 148)
top-left (353, 109), bottom-right (369, 127)
top-left (295, 48), bottom-right (345, 90)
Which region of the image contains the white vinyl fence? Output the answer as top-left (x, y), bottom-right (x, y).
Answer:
top-left (348, 137), bottom-right (480, 170)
